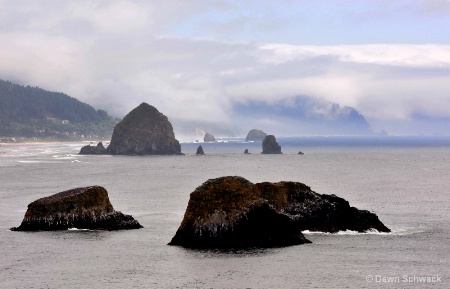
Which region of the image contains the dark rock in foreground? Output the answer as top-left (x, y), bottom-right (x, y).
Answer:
top-left (169, 176), bottom-right (310, 248)
top-left (261, 135), bottom-right (282, 154)
top-left (244, 149), bottom-right (250, 154)
top-left (255, 181), bottom-right (390, 233)
top-left (11, 186), bottom-right (142, 231)
top-left (245, 129), bottom-right (267, 142)
top-left (196, 145), bottom-right (205, 155)
top-left (298, 151), bottom-right (304, 155)
top-left (107, 102), bottom-right (182, 155)
top-left (204, 133), bottom-right (216, 142)
top-left (79, 142), bottom-right (107, 155)
top-left (169, 176), bottom-right (390, 248)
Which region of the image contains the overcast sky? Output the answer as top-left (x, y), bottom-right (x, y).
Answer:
top-left (1, 0), bottom-right (449, 133)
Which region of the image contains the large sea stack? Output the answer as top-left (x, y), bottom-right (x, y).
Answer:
top-left (107, 102), bottom-right (182, 155)
top-left (204, 133), bottom-right (216, 142)
top-left (261, 135), bottom-right (282, 154)
top-left (11, 186), bottom-right (142, 231)
top-left (245, 129), bottom-right (267, 142)
top-left (169, 176), bottom-right (390, 248)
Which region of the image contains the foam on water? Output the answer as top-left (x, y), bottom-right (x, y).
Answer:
top-left (68, 228), bottom-right (90, 231)
top-left (18, 160), bottom-right (44, 163)
top-left (302, 227), bottom-right (426, 236)
top-left (52, 155), bottom-right (77, 160)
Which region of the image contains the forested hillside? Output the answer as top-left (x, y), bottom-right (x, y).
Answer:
top-left (0, 79), bottom-right (117, 140)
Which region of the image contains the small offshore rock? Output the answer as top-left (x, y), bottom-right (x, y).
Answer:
top-left (298, 151), bottom-right (304, 155)
top-left (79, 142), bottom-right (107, 155)
top-left (261, 135), bottom-right (282, 154)
top-left (11, 186), bottom-right (142, 231)
top-left (244, 149), bottom-right (250, 154)
top-left (196, 145), bottom-right (205, 155)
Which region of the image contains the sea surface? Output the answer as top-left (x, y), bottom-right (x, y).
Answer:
top-left (0, 136), bottom-right (449, 288)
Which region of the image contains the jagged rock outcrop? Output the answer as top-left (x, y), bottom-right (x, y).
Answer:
top-left (261, 135), bottom-right (282, 154)
top-left (11, 186), bottom-right (142, 231)
top-left (245, 129), bottom-right (267, 142)
top-left (204, 133), bottom-right (216, 142)
top-left (196, 145), bottom-right (205, 155)
top-left (107, 103), bottom-right (182, 155)
top-left (79, 142), bottom-right (107, 155)
top-left (255, 181), bottom-right (389, 233)
top-left (169, 176), bottom-right (389, 248)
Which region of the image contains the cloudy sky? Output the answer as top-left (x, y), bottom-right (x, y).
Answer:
top-left (1, 0), bottom-right (449, 134)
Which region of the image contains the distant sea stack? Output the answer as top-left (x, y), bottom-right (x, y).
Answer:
top-left (204, 133), bottom-right (216, 142)
top-left (196, 145), bottom-right (205, 155)
top-left (169, 176), bottom-right (389, 248)
top-left (261, 135), bottom-right (282, 154)
top-left (79, 142), bottom-right (107, 155)
top-left (11, 186), bottom-right (142, 231)
top-left (107, 103), bottom-right (182, 155)
top-left (245, 129), bottom-right (267, 142)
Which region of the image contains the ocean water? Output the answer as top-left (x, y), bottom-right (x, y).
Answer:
top-left (0, 137), bottom-right (449, 288)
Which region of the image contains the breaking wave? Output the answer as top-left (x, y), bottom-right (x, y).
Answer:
top-left (302, 227), bottom-right (426, 236)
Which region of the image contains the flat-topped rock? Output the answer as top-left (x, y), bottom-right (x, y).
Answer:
top-left (169, 176), bottom-right (390, 248)
top-left (107, 102), bottom-right (182, 155)
top-left (11, 186), bottom-right (142, 231)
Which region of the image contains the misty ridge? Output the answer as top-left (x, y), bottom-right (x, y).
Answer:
top-left (0, 79), bottom-right (377, 141)
top-left (0, 79), bottom-right (117, 140)
top-left (172, 96), bottom-right (373, 139)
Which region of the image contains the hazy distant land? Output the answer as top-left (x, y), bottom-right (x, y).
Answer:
top-left (0, 79), bottom-right (118, 141)
top-left (0, 79), bottom-right (382, 142)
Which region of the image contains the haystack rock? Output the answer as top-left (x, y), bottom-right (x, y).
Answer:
top-left (11, 186), bottom-right (142, 231)
top-left (169, 176), bottom-right (389, 248)
top-left (261, 135), bottom-right (282, 154)
top-left (107, 102), bottom-right (182, 155)
top-left (196, 145), bottom-right (205, 155)
top-left (204, 133), bottom-right (216, 142)
top-left (245, 129), bottom-right (267, 142)
top-left (79, 142), bottom-right (107, 155)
